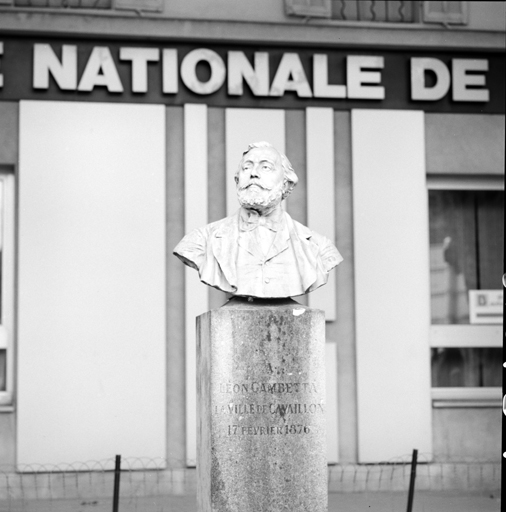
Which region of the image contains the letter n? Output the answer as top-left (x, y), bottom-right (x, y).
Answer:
top-left (227, 51), bottom-right (269, 96)
top-left (33, 44), bottom-right (77, 90)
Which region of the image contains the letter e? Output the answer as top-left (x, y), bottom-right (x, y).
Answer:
top-left (347, 56), bottom-right (384, 100)
top-left (452, 59), bottom-right (489, 102)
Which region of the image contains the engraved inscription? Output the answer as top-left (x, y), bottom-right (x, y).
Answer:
top-left (219, 382), bottom-right (318, 394)
top-left (218, 381), bottom-right (324, 436)
top-left (228, 424), bottom-right (311, 436)
top-left (215, 403), bottom-right (324, 415)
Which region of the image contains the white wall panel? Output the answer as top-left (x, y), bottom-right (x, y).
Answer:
top-left (18, 100), bottom-right (166, 468)
top-left (306, 107), bottom-right (336, 321)
top-left (184, 104), bottom-right (209, 465)
top-left (352, 109), bottom-right (432, 462)
top-left (0, 173), bottom-right (15, 406)
top-left (225, 108), bottom-right (285, 215)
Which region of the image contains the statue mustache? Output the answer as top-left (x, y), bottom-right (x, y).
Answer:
top-left (238, 181), bottom-right (271, 191)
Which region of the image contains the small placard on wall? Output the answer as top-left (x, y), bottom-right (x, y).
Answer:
top-left (469, 290), bottom-right (503, 324)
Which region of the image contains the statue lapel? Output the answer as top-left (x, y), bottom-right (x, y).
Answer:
top-left (265, 220), bottom-right (290, 262)
top-left (284, 214), bottom-right (319, 292)
top-left (237, 229), bottom-right (265, 261)
top-left (211, 213), bottom-right (239, 289)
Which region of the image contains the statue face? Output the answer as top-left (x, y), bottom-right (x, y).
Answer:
top-left (236, 147), bottom-right (285, 211)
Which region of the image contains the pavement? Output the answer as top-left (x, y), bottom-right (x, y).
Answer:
top-left (0, 491), bottom-right (500, 512)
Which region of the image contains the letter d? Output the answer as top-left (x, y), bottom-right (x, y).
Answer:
top-left (411, 58), bottom-right (450, 101)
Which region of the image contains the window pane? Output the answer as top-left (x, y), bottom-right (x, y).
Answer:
top-left (429, 190), bottom-right (504, 324)
top-left (431, 347), bottom-right (502, 387)
top-left (476, 191), bottom-right (503, 289)
top-left (13, 0), bottom-right (112, 8)
top-left (0, 349), bottom-right (5, 392)
top-left (331, 0), bottom-right (415, 22)
top-left (0, 179), bottom-right (3, 323)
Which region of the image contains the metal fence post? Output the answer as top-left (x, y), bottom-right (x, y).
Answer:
top-left (112, 455), bottom-right (121, 512)
top-left (406, 449), bottom-right (418, 512)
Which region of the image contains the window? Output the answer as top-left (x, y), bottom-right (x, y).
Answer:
top-left (285, 0), bottom-right (418, 22)
top-left (428, 178), bottom-right (503, 407)
top-left (13, 0), bottom-right (112, 8)
top-left (431, 347), bottom-right (501, 387)
top-left (0, 171), bottom-right (14, 407)
top-left (429, 189), bottom-right (502, 325)
top-left (285, 1), bottom-right (472, 25)
top-left (423, 1), bottom-right (468, 25)
top-left (331, 0), bottom-right (417, 22)
top-left (9, 0), bottom-right (163, 12)
top-left (285, 0), bottom-right (332, 18)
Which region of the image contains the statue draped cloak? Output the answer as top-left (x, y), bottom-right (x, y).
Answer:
top-left (173, 209), bottom-right (343, 298)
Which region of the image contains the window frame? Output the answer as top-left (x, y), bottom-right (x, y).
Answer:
top-left (0, 170), bottom-right (15, 408)
top-left (422, 1), bottom-right (468, 25)
top-left (427, 174), bottom-right (503, 407)
top-left (113, 0), bottom-right (162, 13)
top-left (284, 0), bottom-right (332, 18)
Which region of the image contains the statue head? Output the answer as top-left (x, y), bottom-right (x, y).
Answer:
top-left (235, 142), bottom-right (298, 212)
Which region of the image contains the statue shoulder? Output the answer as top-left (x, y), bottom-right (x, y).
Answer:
top-left (205, 213), bottom-right (239, 238)
top-left (173, 213), bottom-right (239, 271)
top-left (287, 215), bottom-right (313, 241)
top-left (184, 212), bottom-right (238, 240)
top-left (287, 214), bottom-right (343, 270)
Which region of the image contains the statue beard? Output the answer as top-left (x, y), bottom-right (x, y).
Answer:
top-left (237, 181), bottom-right (285, 213)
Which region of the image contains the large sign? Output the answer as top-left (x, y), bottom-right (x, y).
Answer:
top-left (0, 37), bottom-right (504, 112)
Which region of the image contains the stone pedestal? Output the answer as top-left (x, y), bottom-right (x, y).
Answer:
top-left (197, 297), bottom-right (327, 512)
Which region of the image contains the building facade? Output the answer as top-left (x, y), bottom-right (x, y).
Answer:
top-left (0, 0), bottom-right (504, 489)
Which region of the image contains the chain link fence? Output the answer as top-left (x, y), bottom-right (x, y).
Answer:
top-left (0, 454), bottom-right (500, 511)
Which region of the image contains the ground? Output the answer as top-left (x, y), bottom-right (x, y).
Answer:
top-left (0, 490), bottom-right (500, 512)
